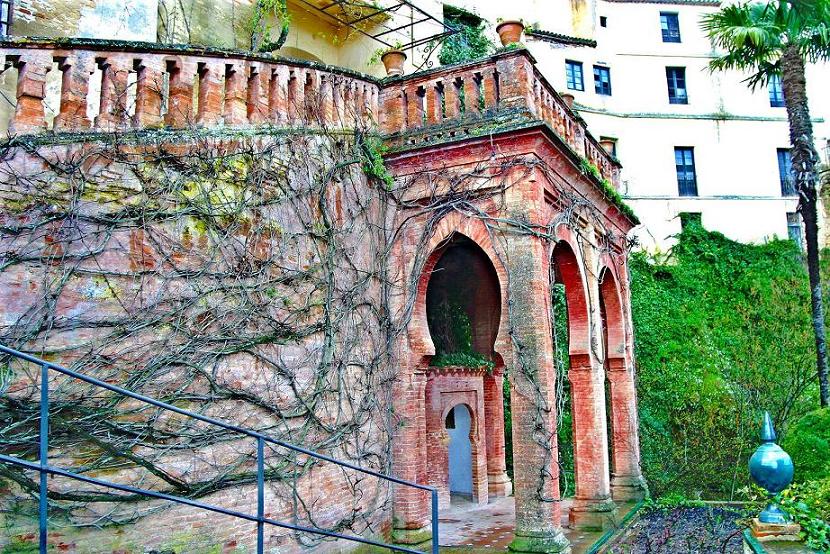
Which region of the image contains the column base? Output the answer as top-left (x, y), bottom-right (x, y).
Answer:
top-left (488, 471), bottom-right (513, 497)
top-left (391, 526), bottom-right (433, 547)
top-left (568, 498), bottom-right (620, 531)
top-left (509, 529), bottom-right (571, 553)
top-left (611, 474), bottom-right (649, 502)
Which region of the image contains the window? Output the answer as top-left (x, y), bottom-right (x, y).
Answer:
top-left (0, 0), bottom-right (12, 36)
top-left (675, 147), bottom-right (698, 196)
top-left (680, 212), bottom-right (702, 230)
top-left (787, 212), bottom-right (803, 249)
top-left (594, 65), bottom-right (612, 95)
top-left (566, 60), bottom-right (584, 91)
top-left (666, 67), bottom-right (688, 104)
top-left (600, 16), bottom-right (608, 27)
top-left (778, 148), bottom-right (796, 196)
top-left (768, 74), bottom-right (785, 107)
top-left (660, 12), bottom-right (681, 42)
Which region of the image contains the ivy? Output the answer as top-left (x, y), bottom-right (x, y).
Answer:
top-left (439, 5), bottom-right (495, 66)
top-left (631, 223), bottom-right (820, 498)
top-left (578, 158), bottom-right (638, 223)
top-left (357, 133), bottom-right (394, 190)
top-left (248, 0), bottom-right (291, 52)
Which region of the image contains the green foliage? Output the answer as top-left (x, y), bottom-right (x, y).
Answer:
top-left (781, 477), bottom-right (830, 522)
top-left (358, 134), bottom-right (394, 190)
top-left (1, 538), bottom-right (41, 554)
top-left (779, 493), bottom-right (830, 551)
top-left (642, 492), bottom-right (707, 511)
top-left (431, 351), bottom-right (494, 369)
top-left (430, 295), bottom-right (474, 356)
top-left (248, 0), bottom-right (290, 52)
top-left (439, 6), bottom-right (494, 66)
top-left (631, 223), bottom-right (819, 498)
top-left (578, 159), bottom-right (638, 223)
top-left (782, 408), bottom-right (830, 482)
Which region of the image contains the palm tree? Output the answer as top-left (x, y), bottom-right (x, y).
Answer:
top-left (702, 0), bottom-right (830, 407)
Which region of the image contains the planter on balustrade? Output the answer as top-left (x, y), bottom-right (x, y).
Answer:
top-left (381, 49), bottom-right (407, 77)
top-left (560, 93), bottom-right (575, 109)
top-left (496, 20), bottom-right (524, 46)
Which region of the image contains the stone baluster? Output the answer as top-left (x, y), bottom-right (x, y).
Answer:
top-left (54, 51), bottom-right (94, 131)
top-left (268, 65), bottom-right (288, 125)
top-left (287, 69), bottom-right (304, 124)
top-left (9, 51), bottom-right (53, 134)
top-left (223, 61), bottom-right (248, 126)
top-left (133, 56), bottom-right (165, 128)
top-left (444, 78), bottom-right (460, 120)
top-left (246, 62), bottom-right (269, 125)
top-left (482, 69), bottom-right (498, 111)
top-left (196, 60), bottom-right (224, 126)
top-left (426, 81), bottom-right (446, 125)
top-left (164, 58), bottom-right (196, 128)
top-left (464, 73), bottom-right (480, 117)
top-left (406, 84), bottom-right (424, 130)
top-left (319, 73), bottom-right (335, 125)
top-left (95, 55), bottom-right (132, 130)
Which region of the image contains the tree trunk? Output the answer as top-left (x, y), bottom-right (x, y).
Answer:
top-left (780, 45), bottom-right (830, 407)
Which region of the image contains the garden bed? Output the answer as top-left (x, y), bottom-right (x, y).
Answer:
top-left (603, 506), bottom-right (746, 553)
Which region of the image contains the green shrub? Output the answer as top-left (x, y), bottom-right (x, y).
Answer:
top-left (782, 408), bottom-right (830, 483)
top-left (439, 5), bottom-right (494, 65)
top-left (631, 224), bottom-right (820, 498)
top-left (781, 477), bottom-right (830, 522)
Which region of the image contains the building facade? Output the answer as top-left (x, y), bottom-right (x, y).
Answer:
top-left (0, 2), bottom-right (649, 553)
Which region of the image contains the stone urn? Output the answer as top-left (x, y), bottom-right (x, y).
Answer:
top-left (496, 20), bottom-right (524, 46)
top-left (749, 411), bottom-right (794, 524)
top-left (560, 92), bottom-right (575, 108)
top-left (381, 49), bottom-right (407, 77)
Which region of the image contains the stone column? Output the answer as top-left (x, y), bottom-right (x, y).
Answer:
top-left (54, 52), bottom-right (94, 131)
top-left (10, 52), bottom-right (53, 135)
top-left (568, 354), bottom-right (618, 531)
top-left (505, 232), bottom-right (570, 554)
top-left (607, 358), bottom-right (648, 501)
top-left (223, 61), bottom-right (248, 126)
top-left (133, 56), bottom-right (165, 128)
top-left (95, 55), bottom-right (132, 130)
top-left (164, 58), bottom-right (196, 128)
top-left (196, 60), bottom-right (224, 126)
top-left (484, 368), bottom-right (512, 497)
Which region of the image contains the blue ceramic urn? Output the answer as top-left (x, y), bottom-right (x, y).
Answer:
top-left (748, 411), bottom-right (794, 524)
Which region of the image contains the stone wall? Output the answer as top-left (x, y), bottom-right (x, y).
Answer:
top-left (0, 126), bottom-right (399, 552)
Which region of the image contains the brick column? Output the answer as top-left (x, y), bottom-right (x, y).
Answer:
top-left (484, 369), bottom-right (512, 497)
top-left (568, 354), bottom-right (618, 531)
top-left (133, 56), bottom-right (165, 128)
top-left (164, 58), bottom-right (196, 128)
top-left (196, 60), bottom-right (224, 126)
top-left (505, 233), bottom-right (569, 554)
top-left (10, 52), bottom-right (53, 135)
top-left (54, 52), bottom-right (94, 131)
top-left (607, 358), bottom-right (648, 501)
top-left (391, 369), bottom-right (431, 546)
top-left (223, 62), bottom-right (248, 126)
top-left (95, 55), bottom-right (132, 130)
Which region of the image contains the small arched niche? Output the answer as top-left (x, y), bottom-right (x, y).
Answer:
top-left (426, 234), bottom-right (501, 363)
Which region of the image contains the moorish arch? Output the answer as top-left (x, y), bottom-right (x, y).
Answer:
top-left (598, 262), bottom-right (649, 502)
top-left (550, 237), bottom-right (617, 530)
top-left (409, 217), bottom-right (513, 509)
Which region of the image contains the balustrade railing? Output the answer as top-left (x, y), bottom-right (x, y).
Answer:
top-left (0, 38), bottom-right (379, 134)
top-left (379, 49), bottom-right (620, 187)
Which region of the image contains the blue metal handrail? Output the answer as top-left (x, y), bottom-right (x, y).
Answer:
top-left (0, 343), bottom-right (439, 554)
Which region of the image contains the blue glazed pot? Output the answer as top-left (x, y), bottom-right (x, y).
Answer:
top-left (748, 412), bottom-right (794, 524)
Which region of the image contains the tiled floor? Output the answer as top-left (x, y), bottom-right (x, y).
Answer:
top-left (438, 496), bottom-right (618, 553)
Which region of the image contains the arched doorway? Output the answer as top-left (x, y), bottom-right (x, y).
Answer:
top-left (446, 404), bottom-right (474, 500)
top-left (420, 232), bottom-right (509, 509)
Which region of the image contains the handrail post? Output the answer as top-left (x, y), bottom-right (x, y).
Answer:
top-left (257, 436), bottom-right (265, 554)
top-left (39, 363), bottom-right (49, 554)
top-left (431, 488), bottom-right (438, 554)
